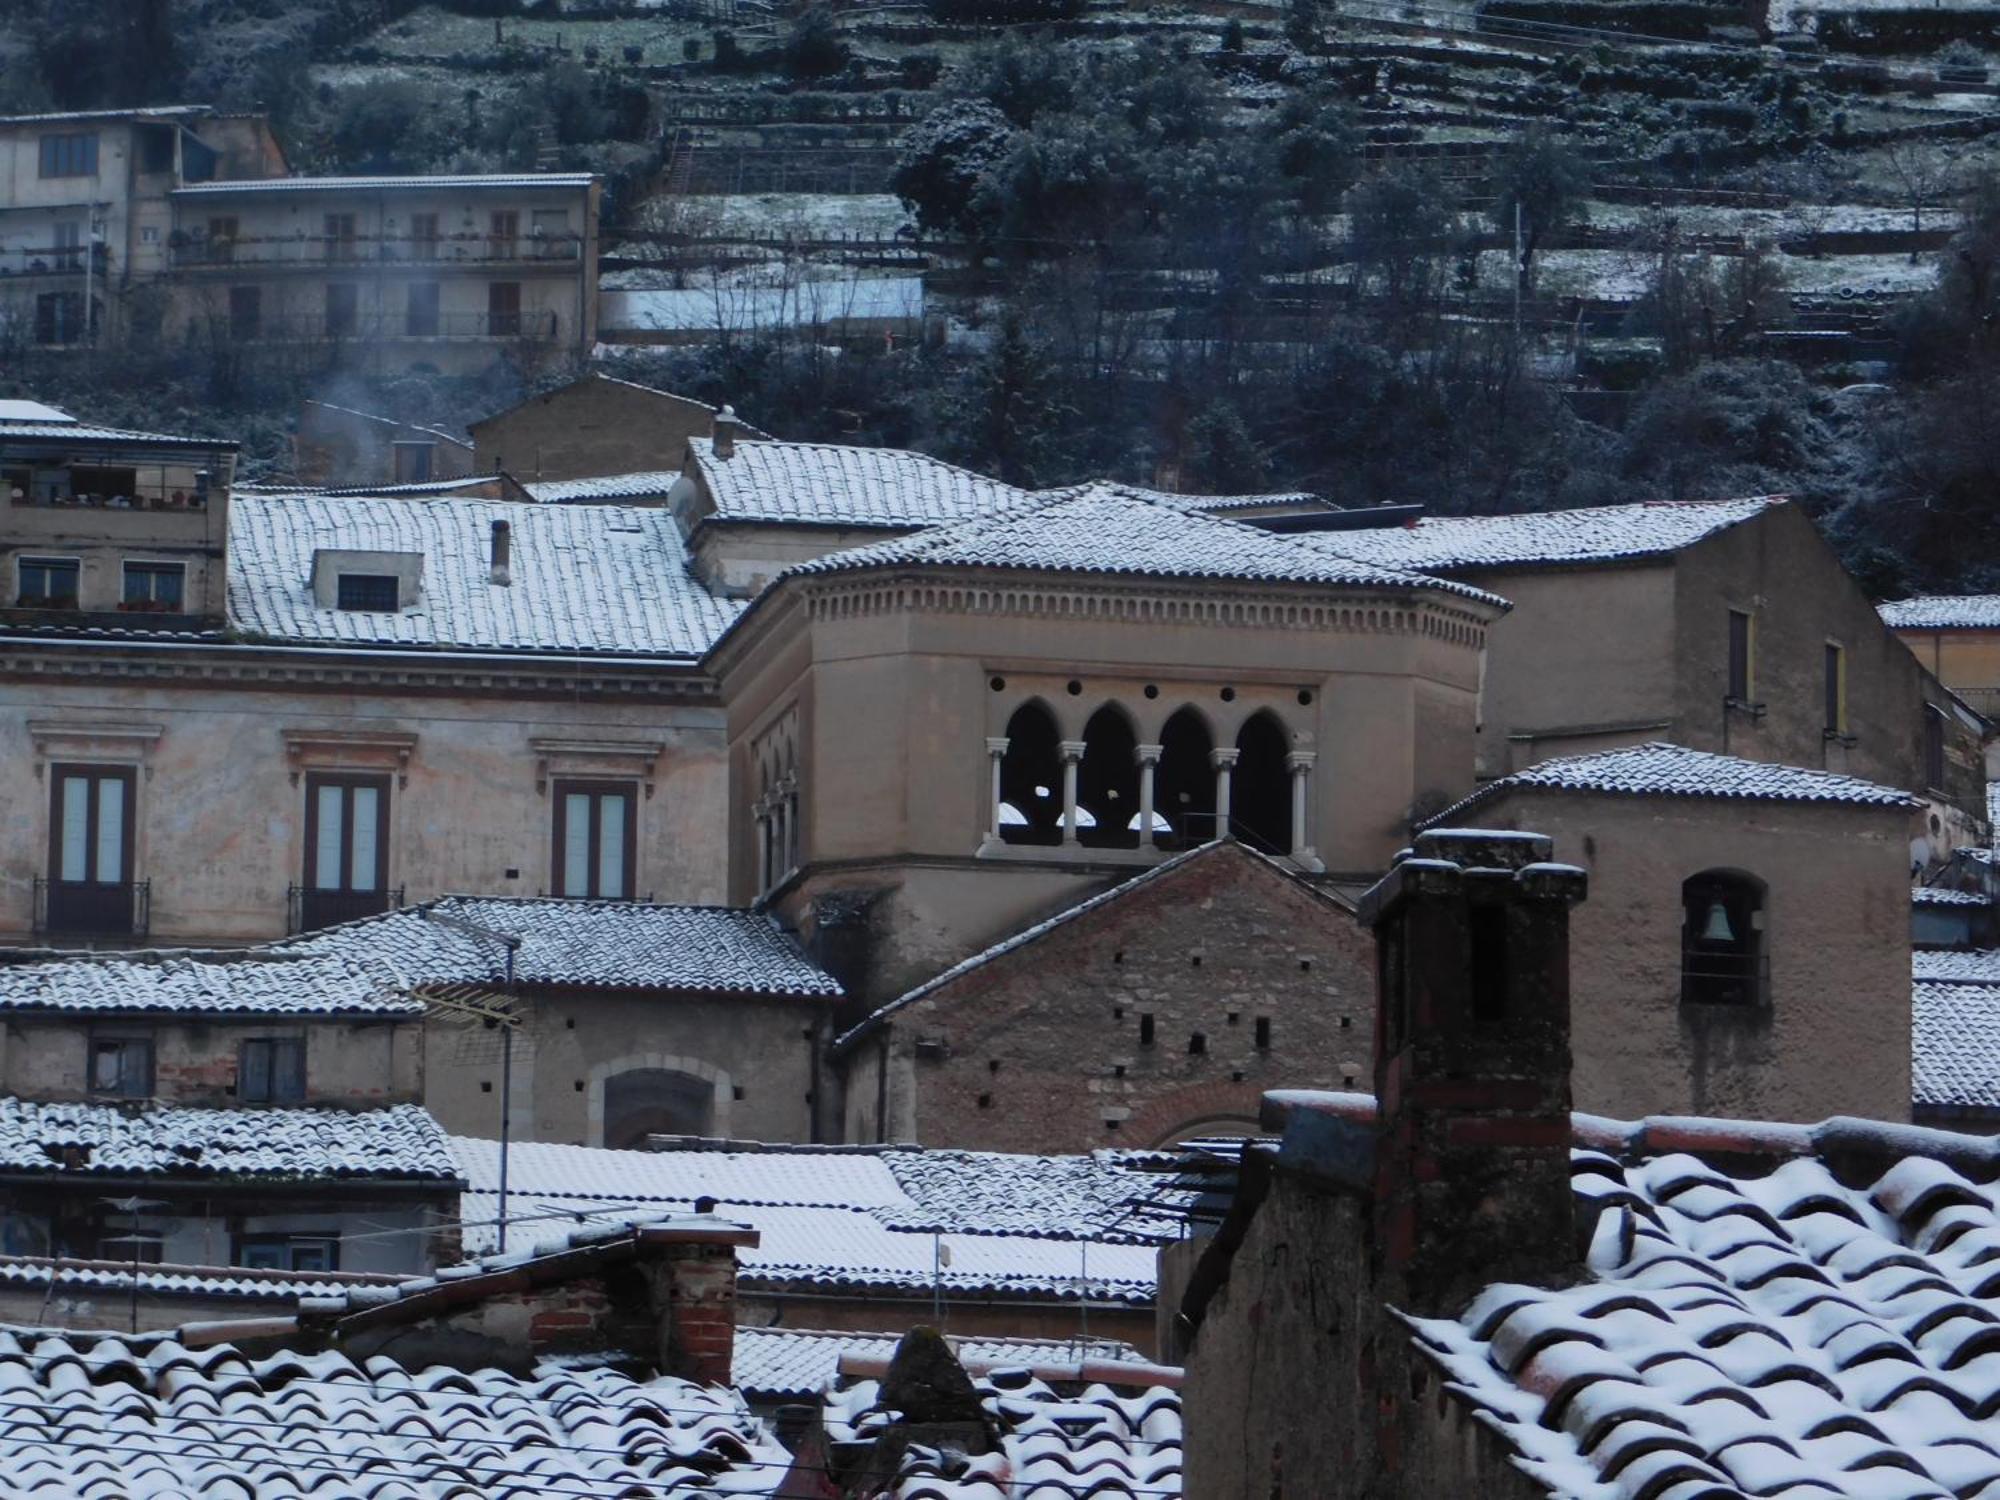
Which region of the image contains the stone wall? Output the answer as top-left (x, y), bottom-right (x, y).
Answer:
top-left (471, 375), bottom-right (719, 481)
top-left (844, 843), bottom-right (1377, 1153)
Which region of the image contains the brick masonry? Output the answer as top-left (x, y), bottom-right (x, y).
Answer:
top-left (854, 842), bottom-right (1379, 1153)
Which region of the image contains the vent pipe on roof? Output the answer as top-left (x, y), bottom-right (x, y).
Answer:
top-left (713, 404), bottom-right (739, 460)
top-left (490, 518), bottom-right (511, 586)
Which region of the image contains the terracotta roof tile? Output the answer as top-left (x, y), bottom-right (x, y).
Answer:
top-left (1304, 496), bottom-right (1783, 572)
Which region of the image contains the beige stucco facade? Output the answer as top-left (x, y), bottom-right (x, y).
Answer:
top-left (0, 656), bottom-right (726, 946)
top-left (1453, 787), bottom-right (1915, 1122)
top-left (472, 374), bottom-right (730, 482)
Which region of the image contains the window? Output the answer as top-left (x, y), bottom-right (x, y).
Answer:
top-left (238, 1038), bottom-right (306, 1103)
top-left (38, 132), bottom-right (97, 178)
top-left (325, 283), bottom-right (359, 338)
top-left (406, 281), bottom-right (440, 337)
top-left (1681, 870), bottom-right (1766, 1007)
top-left (18, 556), bottom-right (79, 608)
top-left (301, 773), bottom-right (390, 930)
top-left (393, 441), bottom-right (435, 484)
top-left (229, 285), bottom-right (261, 340)
top-left (49, 764), bottom-right (137, 934)
top-left (553, 781), bottom-right (636, 899)
top-left (335, 573), bottom-right (399, 611)
top-left (122, 562), bottom-right (185, 611)
top-left (238, 1235), bottom-right (338, 1273)
top-left (409, 212), bottom-right (439, 258)
top-left (1727, 609), bottom-right (1755, 703)
top-left (1925, 705), bottom-right (1947, 791)
top-left (323, 213), bottom-right (358, 262)
top-left (488, 209), bottom-right (519, 258)
top-left (487, 281), bottom-right (521, 336)
top-left (52, 221), bottom-right (81, 271)
top-left (207, 216), bottom-right (238, 264)
top-left (88, 1033), bottom-right (153, 1098)
top-left (34, 291), bottom-right (83, 345)
top-left (532, 208), bottom-right (573, 257)
top-left (1824, 643), bottom-right (1847, 736)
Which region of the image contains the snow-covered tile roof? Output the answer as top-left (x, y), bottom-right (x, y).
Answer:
top-left (786, 483), bottom-right (1506, 601)
top-left (733, 1326), bottom-right (1147, 1401)
top-left (1408, 1134), bottom-right (2000, 1500)
top-left (522, 468), bottom-right (682, 504)
top-left (0, 950), bottom-right (421, 1018)
top-left (0, 1099), bottom-right (459, 1182)
top-left (174, 173), bottom-right (596, 193)
top-left (1303, 495), bottom-right (1783, 572)
top-left (1879, 594), bottom-right (2000, 630)
top-left (1915, 886), bottom-right (1990, 906)
top-left (1915, 948), bottom-right (2000, 984)
top-left (687, 435), bottom-right (1034, 528)
top-left (1429, 741), bottom-right (1924, 824)
top-left (827, 1365), bottom-right (1182, 1498)
top-left (0, 415), bottom-right (233, 448)
top-left (226, 492), bottom-right (739, 657)
top-left (451, 1136), bottom-right (1168, 1303)
top-left (0, 1325), bottom-right (792, 1499)
top-left (279, 896), bottom-right (841, 997)
top-left (0, 400), bottom-right (74, 423)
top-left (1915, 979), bottom-right (2000, 1111)
top-left (0, 1255), bottom-right (392, 1303)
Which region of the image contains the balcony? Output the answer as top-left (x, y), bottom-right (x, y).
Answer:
top-left (288, 884), bottom-right (404, 935)
top-left (0, 242), bottom-right (109, 279)
top-left (224, 310), bottom-right (560, 344)
top-left (170, 231), bottom-right (582, 270)
top-left (34, 879), bottom-right (149, 939)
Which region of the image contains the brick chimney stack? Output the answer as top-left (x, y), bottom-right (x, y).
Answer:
top-left (1357, 828), bottom-right (1587, 1315)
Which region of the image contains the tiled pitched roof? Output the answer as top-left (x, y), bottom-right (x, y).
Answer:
top-left (0, 416), bottom-right (232, 448)
top-left (786, 483), bottom-right (1506, 602)
top-left (1879, 595), bottom-right (2000, 629)
top-left (522, 468), bottom-right (682, 504)
top-left (174, 173), bottom-right (596, 193)
top-left (279, 896), bottom-right (841, 997)
top-left (0, 950), bottom-right (421, 1018)
top-left (1914, 979), bottom-right (2000, 1111)
top-left (1428, 741), bottom-right (1924, 824)
top-left (687, 435), bottom-right (1033, 528)
top-left (1411, 1137), bottom-right (2000, 1500)
top-left (227, 492), bottom-right (738, 657)
top-left (1302, 495), bottom-right (1783, 572)
top-left (0, 1099), bottom-right (459, 1182)
top-left (451, 1137), bottom-right (1167, 1303)
top-left (1915, 948), bottom-right (2000, 983)
top-left (1915, 886), bottom-right (1990, 906)
top-left (733, 1326), bottom-right (1148, 1401)
top-left (826, 1364), bottom-right (1183, 1498)
top-left (0, 1325), bottom-right (791, 1499)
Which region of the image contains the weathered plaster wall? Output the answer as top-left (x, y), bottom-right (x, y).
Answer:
top-left (473, 377), bottom-right (714, 481)
top-left (845, 846), bottom-right (1376, 1153)
top-left (1458, 788), bottom-right (1913, 1122)
top-left (0, 679), bottom-right (727, 945)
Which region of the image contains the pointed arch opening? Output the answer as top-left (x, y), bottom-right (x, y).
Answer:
top-left (1078, 704), bottom-right (1140, 849)
top-left (999, 701), bottom-right (1063, 846)
top-left (1156, 707), bottom-right (1216, 850)
top-left (1233, 710), bottom-right (1291, 855)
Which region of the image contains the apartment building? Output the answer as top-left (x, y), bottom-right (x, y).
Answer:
top-left (0, 106), bottom-right (597, 369)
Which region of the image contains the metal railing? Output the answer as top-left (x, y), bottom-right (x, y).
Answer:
top-left (224, 310), bottom-right (559, 344)
top-left (0, 243), bottom-right (108, 278)
top-left (287, 884), bottom-right (404, 935)
top-left (33, 879), bottom-right (150, 939)
top-left (171, 233), bottom-right (583, 269)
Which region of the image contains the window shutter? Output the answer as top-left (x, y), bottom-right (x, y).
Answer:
top-left (240, 1040), bottom-right (271, 1103)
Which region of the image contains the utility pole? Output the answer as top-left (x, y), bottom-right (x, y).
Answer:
top-left (1512, 200), bottom-right (1523, 341)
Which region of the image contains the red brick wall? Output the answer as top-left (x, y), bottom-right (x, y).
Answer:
top-left (879, 844), bottom-right (1376, 1153)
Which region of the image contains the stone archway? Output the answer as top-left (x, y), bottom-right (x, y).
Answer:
top-left (586, 1052), bottom-right (733, 1147)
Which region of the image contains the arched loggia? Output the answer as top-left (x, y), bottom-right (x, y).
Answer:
top-left (1155, 707), bottom-right (1217, 849)
top-left (999, 701), bottom-right (1063, 846)
top-left (1233, 710), bottom-right (1291, 855)
top-left (1078, 705), bottom-right (1141, 849)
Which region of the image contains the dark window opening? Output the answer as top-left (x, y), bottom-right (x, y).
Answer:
top-left (1469, 903), bottom-right (1509, 1022)
top-left (325, 282), bottom-right (359, 338)
top-left (1077, 704), bottom-right (1140, 849)
top-left (335, 574), bottom-right (399, 611)
top-left (977, 1093), bottom-right (992, 1109)
top-left (1156, 707), bottom-right (1216, 849)
top-left (122, 562), bottom-right (184, 611)
top-left (34, 292), bottom-right (85, 345)
top-left (18, 556), bottom-right (79, 609)
top-left (1233, 710), bottom-right (1291, 855)
top-left (1824, 643), bottom-right (1845, 735)
top-left (1139, 1014), bottom-right (1155, 1046)
top-left (238, 1235), bottom-right (338, 1274)
top-left (1925, 706), bottom-right (1947, 792)
top-left (998, 701), bottom-right (1063, 846)
top-left (393, 442), bottom-right (436, 483)
top-left (1727, 610), bottom-right (1754, 702)
top-left (89, 1033), bottom-right (153, 1098)
top-left (239, 1038), bottom-right (306, 1103)
top-left (1681, 869), bottom-right (1767, 1007)
top-left (1255, 1016), bottom-right (1272, 1049)
top-left (1188, 1032), bottom-right (1207, 1055)
top-left (323, 213), bottom-right (358, 263)
top-left (603, 1068), bottom-right (712, 1150)
top-left (406, 281), bottom-right (440, 338)
top-left (139, 125), bottom-right (174, 174)
top-left (553, 780), bottom-right (637, 899)
top-left (229, 285), bottom-right (261, 341)
top-left (488, 280), bottom-right (522, 336)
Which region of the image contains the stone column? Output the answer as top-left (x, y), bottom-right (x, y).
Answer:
top-left (1059, 741), bottom-right (1087, 845)
top-left (786, 781), bottom-right (801, 869)
top-left (1210, 748), bottom-right (1239, 842)
top-left (754, 797), bottom-right (772, 893)
top-left (772, 782), bottom-right (792, 879)
top-left (1135, 744), bottom-right (1163, 848)
top-left (985, 737), bottom-right (1010, 842)
top-left (1287, 750), bottom-right (1317, 861)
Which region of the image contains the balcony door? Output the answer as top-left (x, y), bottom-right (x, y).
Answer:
top-left (47, 765), bottom-right (137, 934)
top-left (552, 781), bottom-right (635, 900)
top-left (301, 773), bottom-right (390, 931)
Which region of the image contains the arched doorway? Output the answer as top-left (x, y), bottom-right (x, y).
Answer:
top-left (999, 701), bottom-right (1063, 846)
top-left (603, 1068), bottom-right (716, 1149)
top-left (1233, 711), bottom-right (1291, 854)
top-left (1078, 705), bottom-right (1140, 849)
top-left (1155, 707), bottom-right (1216, 849)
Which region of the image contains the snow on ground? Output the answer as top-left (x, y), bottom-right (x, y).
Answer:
top-left (634, 193), bottom-right (914, 241)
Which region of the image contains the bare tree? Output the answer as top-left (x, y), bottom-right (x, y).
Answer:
top-left (1883, 138), bottom-right (1959, 260)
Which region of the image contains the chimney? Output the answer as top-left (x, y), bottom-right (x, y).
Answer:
top-left (713, 404), bottom-right (739, 460)
top-left (1356, 828), bottom-right (1587, 1315)
top-left (489, 518), bottom-right (511, 586)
